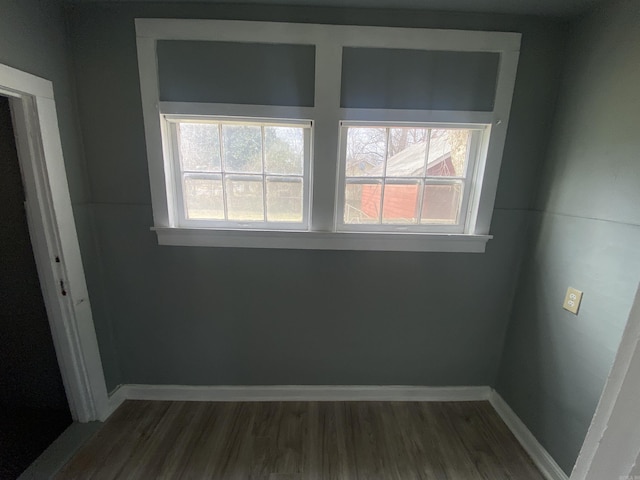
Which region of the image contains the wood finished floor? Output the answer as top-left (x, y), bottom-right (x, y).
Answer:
top-left (56, 400), bottom-right (544, 479)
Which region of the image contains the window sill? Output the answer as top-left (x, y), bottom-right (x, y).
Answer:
top-left (152, 227), bottom-right (492, 253)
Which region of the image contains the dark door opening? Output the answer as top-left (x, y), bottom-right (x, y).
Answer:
top-left (0, 95), bottom-right (72, 479)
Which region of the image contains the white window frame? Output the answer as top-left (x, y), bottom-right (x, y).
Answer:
top-left (136, 19), bottom-right (521, 252)
top-left (165, 115), bottom-right (312, 231)
top-left (336, 121), bottom-right (489, 234)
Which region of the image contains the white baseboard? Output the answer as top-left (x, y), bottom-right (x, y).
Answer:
top-left (18, 422), bottom-right (102, 480)
top-left (489, 390), bottom-right (568, 480)
top-left (109, 384), bottom-right (491, 404)
top-left (103, 384), bottom-right (127, 421)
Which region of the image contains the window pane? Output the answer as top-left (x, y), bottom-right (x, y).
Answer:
top-left (345, 127), bottom-right (387, 177)
top-left (183, 176), bottom-right (224, 220)
top-left (265, 127), bottom-right (304, 175)
top-left (222, 125), bottom-right (262, 173)
top-left (427, 129), bottom-right (470, 177)
top-left (178, 123), bottom-right (221, 172)
top-left (225, 177), bottom-right (264, 221)
top-left (386, 128), bottom-right (429, 177)
top-left (382, 183), bottom-right (420, 224)
top-left (421, 183), bottom-right (462, 225)
top-left (266, 177), bottom-right (303, 222)
top-left (344, 182), bottom-right (382, 224)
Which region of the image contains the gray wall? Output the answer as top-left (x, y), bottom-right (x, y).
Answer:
top-left (0, 0), bottom-right (86, 202)
top-left (66, 3), bottom-right (567, 392)
top-left (496, 0), bottom-right (640, 474)
top-left (0, 0), bottom-right (122, 390)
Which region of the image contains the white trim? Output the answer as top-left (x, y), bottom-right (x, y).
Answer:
top-left (570, 283), bottom-right (640, 480)
top-left (335, 123), bottom-right (486, 234)
top-left (471, 50), bottom-right (519, 235)
top-left (489, 390), bottom-right (568, 480)
top-left (0, 62), bottom-right (109, 422)
top-left (0, 64), bottom-right (53, 100)
top-left (136, 19), bottom-right (520, 250)
top-left (135, 19), bottom-right (521, 52)
top-left (104, 385), bottom-right (127, 421)
top-left (110, 384), bottom-right (491, 403)
top-left (166, 116), bottom-right (312, 230)
top-left (17, 421), bottom-right (102, 480)
top-left (153, 227), bottom-right (491, 252)
top-left (311, 41), bottom-right (342, 232)
top-left (158, 104), bottom-right (493, 126)
top-left (160, 102), bottom-right (315, 120)
top-left (341, 108), bottom-right (495, 125)
top-left (137, 35), bottom-right (172, 227)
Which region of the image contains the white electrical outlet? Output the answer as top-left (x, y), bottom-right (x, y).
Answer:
top-left (563, 287), bottom-right (583, 314)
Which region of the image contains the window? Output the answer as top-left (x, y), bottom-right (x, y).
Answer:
top-left (338, 124), bottom-right (486, 233)
top-left (168, 118), bottom-right (311, 229)
top-left (136, 19), bottom-right (520, 252)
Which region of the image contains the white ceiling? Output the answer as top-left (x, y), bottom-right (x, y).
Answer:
top-left (65, 0), bottom-right (604, 18)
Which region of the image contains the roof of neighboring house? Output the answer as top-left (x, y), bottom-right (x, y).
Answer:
top-left (359, 133), bottom-right (452, 177)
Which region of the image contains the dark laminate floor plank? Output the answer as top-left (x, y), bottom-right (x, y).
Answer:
top-left (153, 401), bottom-right (215, 480)
top-left (176, 402), bottom-right (237, 480)
top-left (387, 402), bottom-right (445, 480)
top-left (346, 402), bottom-right (382, 478)
top-left (56, 400), bottom-right (167, 480)
top-left (101, 401), bottom-right (174, 480)
top-left (317, 402), bottom-right (349, 480)
top-left (471, 402), bottom-right (544, 479)
top-left (444, 402), bottom-right (512, 480)
top-left (304, 402), bottom-right (319, 480)
top-left (214, 402), bottom-right (258, 479)
top-left (56, 400), bottom-right (545, 480)
top-left (250, 401), bottom-right (308, 477)
top-left (422, 402), bottom-right (485, 479)
top-left (52, 401), bottom-right (132, 480)
top-left (107, 401), bottom-right (180, 478)
top-left (122, 401), bottom-right (204, 479)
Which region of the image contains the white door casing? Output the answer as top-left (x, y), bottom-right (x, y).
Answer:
top-left (0, 62), bottom-right (108, 422)
top-left (571, 283), bottom-right (640, 479)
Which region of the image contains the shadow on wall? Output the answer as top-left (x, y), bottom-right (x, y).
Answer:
top-left (497, 210), bottom-right (640, 474)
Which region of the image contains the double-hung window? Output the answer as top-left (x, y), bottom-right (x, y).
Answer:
top-left (168, 117), bottom-right (311, 229)
top-left (338, 124), bottom-right (486, 233)
top-left (136, 19), bottom-right (520, 252)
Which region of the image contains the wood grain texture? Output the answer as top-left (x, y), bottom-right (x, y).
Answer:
top-left (56, 400), bottom-right (544, 479)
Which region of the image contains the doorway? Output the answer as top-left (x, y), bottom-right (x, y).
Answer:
top-left (0, 95), bottom-right (72, 478)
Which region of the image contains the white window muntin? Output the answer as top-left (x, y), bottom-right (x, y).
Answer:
top-left (165, 115), bottom-right (313, 230)
top-left (336, 121), bottom-right (488, 234)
